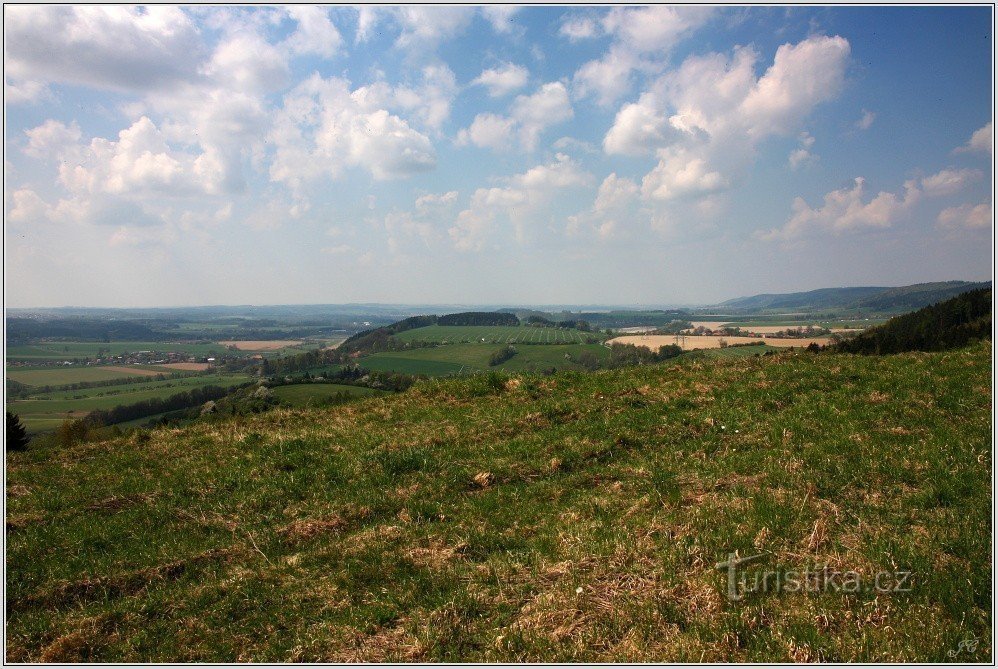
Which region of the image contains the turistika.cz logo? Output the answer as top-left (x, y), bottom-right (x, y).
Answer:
top-left (715, 551), bottom-right (915, 602)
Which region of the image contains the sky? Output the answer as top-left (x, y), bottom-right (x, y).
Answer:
top-left (4, 5), bottom-right (993, 308)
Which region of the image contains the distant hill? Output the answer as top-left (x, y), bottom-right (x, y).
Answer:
top-left (835, 287), bottom-right (991, 354)
top-left (721, 281), bottom-right (990, 312)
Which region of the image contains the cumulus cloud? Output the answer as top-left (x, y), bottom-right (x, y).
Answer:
top-left (937, 202), bottom-right (991, 230)
top-left (788, 132), bottom-right (817, 170)
top-left (602, 97), bottom-right (674, 156)
top-left (202, 32), bottom-right (290, 93)
top-left (481, 7), bottom-right (520, 34)
top-left (559, 15), bottom-right (599, 41)
top-left (571, 7), bottom-right (714, 105)
top-left (955, 122), bottom-right (992, 155)
top-left (283, 6), bottom-right (343, 58)
top-left (920, 168), bottom-right (981, 197)
top-left (24, 120), bottom-right (82, 159)
top-left (269, 74), bottom-right (436, 191)
top-left (472, 63), bottom-right (529, 97)
top-left (641, 147), bottom-right (728, 201)
top-left (568, 173), bottom-right (640, 239)
top-left (856, 109), bottom-right (876, 130)
top-left (458, 81), bottom-right (573, 151)
top-left (393, 6), bottom-right (474, 52)
top-left (450, 154), bottom-right (591, 250)
top-left (758, 177), bottom-right (920, 241)
top-left (456, 114), bottom-right (515, 151)
top-left (5, 6), bottom-right (204, 95)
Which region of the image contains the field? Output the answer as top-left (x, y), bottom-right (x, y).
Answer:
top-left (393, 325), bottom-right (604, 345)
top-left (6, 366), bottom-right (182, 387)
top-left (219, 340), bottom-right (304, 351)
top-left (271, 384), bottom-right (387, 406)
top-left (6, 342), bottom-right (237, 362)
top-left (5, 342), bottom-right (990, 661)
top-left (155, 362), bottom-right (211, 371)
top-left (361, 344), bottom-right (611, 376)
top-left (7, 374), bottom-right (253, 434)
top-left (608, 334), bottom-right (833, 351)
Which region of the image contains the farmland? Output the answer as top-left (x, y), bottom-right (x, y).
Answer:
top-left (6, 366), bottom-right (184, 387)
top-left (360, 343), bottom-right (610, 376)
top-left (8, 373), bottom-right (253, 434)
top-left (607, 334), bottom-right (834, 351)
top-left (393, 325), bottom-right (605, 345)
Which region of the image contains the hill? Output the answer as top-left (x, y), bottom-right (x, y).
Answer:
top-left (836, 287), bottom-right (991, 354)
top-left (721, 281), bottom-right (989, 312)
top-left (6, 342), bottom-right (991, 662)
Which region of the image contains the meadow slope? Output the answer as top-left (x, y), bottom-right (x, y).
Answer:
top-left (6, 342), bottom-right (992, 662)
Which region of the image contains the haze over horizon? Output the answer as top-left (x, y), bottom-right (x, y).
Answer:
top-left (4, 5), bottom-right (993, 308)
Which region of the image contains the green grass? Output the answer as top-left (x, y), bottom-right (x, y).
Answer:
top-left (6, 366), bottom-right (177, 387)
top-left (699, 344), bottom-right (779, 358)
top-left (393, 325), bottom-right (604, 345)
top-left (6, 341), bottom-right (236, 362)
top-left (271, 384), bottom-right (387, 406)
top-left (5, 342), bottom-right (991, 661)
top-left (7, 374), bottom-right (252, 434)
top-left (361, 344), bottom-right (610, 376)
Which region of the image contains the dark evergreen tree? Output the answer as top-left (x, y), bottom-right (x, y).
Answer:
top-left (6, 411), bottom-right (30, 451)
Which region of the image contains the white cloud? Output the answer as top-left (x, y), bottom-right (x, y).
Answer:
top-left (920, 168), bottom-right (981, 197)
top-left (4, 79), bottom-right (50, 105)
top-left (456, 114), bottom-right (515, 150)
top-left (354, 7), bottom-right (382, 43)
top-left (937, 203), bottom-right (991, 230)
top-left (269, 74), bottom-right (436, 191)
top-left (5, 6), bottom-right (204, 94)
top-left (603, 97), bottom-right (673, 156)
top-left (509, 82), bottom-right (574, 150)
top-left (572, 45), bottom-right (640, 107)
top-left (481, 7), bottom-right (520, 34)
top-left (472, 63), bottom-right (529, 97)
top-left (593, 173), bottom-right (639, 213)
top-left (955, 122), bottom-right (993, 155)
top-left (353, 64), bottom-right (459, 131)
top-left (24, 120), bottom-right (81, 159)
top-left (788, 131), bottom-right (817, 170)
top-left (283, 6), bottom-right (342, 58)
top-left (450, 154), bottom-right (591, 250)
top-left (571, 7), bottom-right (714, 105)
top-left (7, 188), bottom-right (51, 224)
top-left (758, 177), bottom-right (920, 241)
top-left (569, 173), bottom-right (640, 239)
top-left (641, 147), bottom-right (728, 201)
top-left (202, 32), bottom-right (289, 93)
top-left (856, 109), bottom-right (876, 130)
top-left (559, 15), bottom-right (599, 41)
top-left (457, 81), bottom-right (573, 152)
top-left (393, 7), bottom-right (474, 52)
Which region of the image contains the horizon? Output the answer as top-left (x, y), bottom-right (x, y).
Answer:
top-left (4, 5), bottom-right (993, 308)
top-left (6, 279), bottom-right (988, 313)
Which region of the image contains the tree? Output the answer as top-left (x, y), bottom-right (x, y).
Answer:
top-left (6, 412), bottom-right (30, 451)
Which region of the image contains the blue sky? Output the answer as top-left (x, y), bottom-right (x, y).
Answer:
top-left (4, 5), bottom-right (992, 307)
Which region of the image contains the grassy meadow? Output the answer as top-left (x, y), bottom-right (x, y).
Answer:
top-left (393, 325), bottom-right (605, 345)
top-left (361, 343), bottom-right (611, 377)
top-left (6, 366), bottom-right (175, 387)
top-left (5, 341), bottom-right (991, 662)
top-left (271, 384), bottom-right (387, 406)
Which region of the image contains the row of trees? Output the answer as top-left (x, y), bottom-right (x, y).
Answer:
top-left (489, 345), bottom-right (517, 366)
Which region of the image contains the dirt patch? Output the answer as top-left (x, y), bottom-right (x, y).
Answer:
top-left (156, 362), bottom-right (211, 371)
top-left (218, 340), bottom-right (303, 351)
top-left (278, 515), bottom-right (347, 544)
top-left (85, 493), bottom-right (157, 514)
top-left (607, 335), bottom-right (832, 351)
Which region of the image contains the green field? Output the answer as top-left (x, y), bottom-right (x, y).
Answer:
top-left (271, 383), bottom-right (387, 407)
top-left (6, 341), bottom-right (234, 361)
top-left (393, 325), bottom-right (604, 345)
top-left (698, 344), bottom-right (779, 358)
top-left (6, 340), bottom-right (328, 363)
top-left (6, 366), bottom-right (181, 387)
top-left (5, 342), bottom-right (991, 661)
top-left (8, 374), bottom-right (252, 434)
top-left (361, 343), bottom-right (611, 376)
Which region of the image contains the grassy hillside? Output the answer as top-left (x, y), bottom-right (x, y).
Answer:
top-left (721, 281), bottom-right (988, 312)
top-left (361, 343), bottom-right (610, 376)
top-left (393, 325), bottom-right (602, 345)
top-left (6, 343), bottom-right (991, 662)
top-left (271, 384), bottom-right (387, 406)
